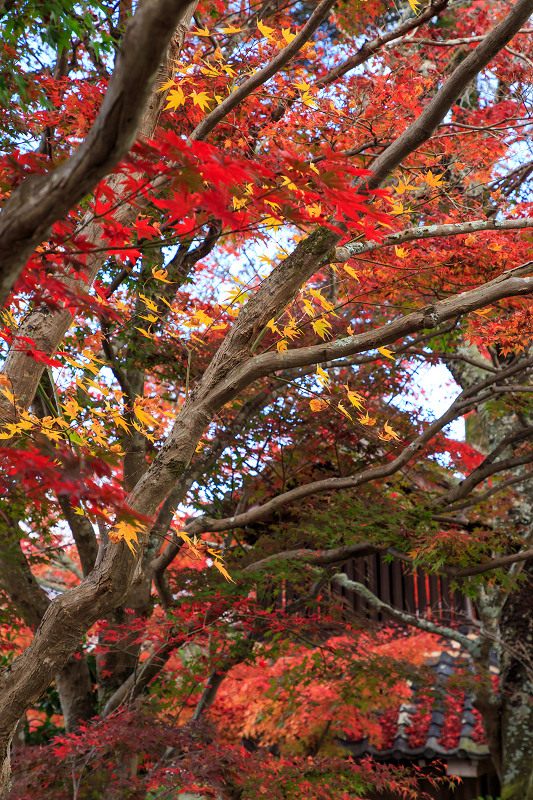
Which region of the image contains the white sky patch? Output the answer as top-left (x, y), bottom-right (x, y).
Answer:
top-left (393, 362), bottom-right (465, 441)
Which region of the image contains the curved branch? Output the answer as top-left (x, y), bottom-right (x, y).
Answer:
top-left (453, 549), bottom-right (533, 578)
top-left (331, 573), bottom-right (480, 653)
top-left (183, 359), bottom-right (533, 539)
top-left (243, 542), bottom-right (379, 573)
top-left (189, 0), bottom-right (337, 142)
top-left (0, 0), bottom-right (194, 308)
top-left (444, 473), bottom-right (533, 513)
top-left (435, 449), bottom-right (533, 508)
top-left (200, 263), bottom-right (533, 413)
top-left (364, 0), bottom-right (533, 190)
top-left (335, 217), bottom-right (533, 262)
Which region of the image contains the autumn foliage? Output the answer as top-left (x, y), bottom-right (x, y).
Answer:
top-left (1, 0), bottom-right (533, 797)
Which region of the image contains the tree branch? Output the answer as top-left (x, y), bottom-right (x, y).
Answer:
top-left (363, 0), bottom-right (533, 190)
top-left (335, 217), bottom-right (533, 262)
top-left (243, 543), bottom-right (379, 574)
top-left (0, 0), bottom-right (195, 307)
top-left (330, 573), bottom-right (480, 654)
top-left (197, 263), bottom-right (533, 414)
top-left (189, 0), bottom-right (337, 142)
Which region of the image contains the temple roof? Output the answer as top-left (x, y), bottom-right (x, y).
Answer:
top-left (337, 644), bottom-right (496, 764)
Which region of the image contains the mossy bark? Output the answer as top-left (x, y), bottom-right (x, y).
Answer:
top-left (500, 562), bottom-right (533, 800)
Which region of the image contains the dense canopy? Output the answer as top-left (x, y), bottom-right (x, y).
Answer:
top-left (1, 0), bottom-right (533, 797)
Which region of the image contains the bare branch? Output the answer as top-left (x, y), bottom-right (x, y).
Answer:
top-left (335, 216), bottom-right (533, 262)
top-left (444, 474), bottom-right (533, 514)
top-left (453, 550), bottom-right (533, 578)
top-left (199, 263), bottom-right (533, 411)
top-left (243, 543), bottom-right (379, 573)
top-left (56, 496), bottom-right (98, 577)
top-left (331, 573), bottom-right (480, 653)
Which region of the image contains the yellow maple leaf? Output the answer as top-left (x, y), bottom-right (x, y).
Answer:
top-left (310, 398), bottom-right (326, 412)
top-left (282, 28), bottom-right (296, 44)
top-left (112, 414), bottom-right (130, 432)
top-left (158, 78), bottom-right (176, 93)
top-left (263, 215), bottom-right (282, 230)
top-left (344, 386), bottom-right (365, 410)
top-left (0, 423), bottom-right (20, 439)
top-left (178, 530), bottom-right (203, 558)
top-left (42, 426), bottom-right (63, 443)
top-left (282, 323), bottom-right (301, 340)
top-left (302, 298), bottom-right (315, 317)
top-left (219, 24), bottom-right (242, 33)
top-left (394, 245), bottom-right (408, 258)
top-left (338, 403), bottom-right (353, 420)
top-left (464, 233), bottom-right (476, 246)
top-left (19, 410), bottom-right (36, 430)
top-left (134, 404), bottom-right (159, 429)
top-left (301, 92), bottom-right (318, 108)
top-left (425, 170), bottom-right (444, 188)
top-left (191, 90), bottom-right (211, 111)
top-left (408, 0), bottom-right (421, 11)
top-left (311, 316), bottom-right (333, 339)
top-left (309, 288), bottom-right (335, 312)
top-left (152, 267), bottom-right (172, 283)
top-left (192, 25), bottom-right (211, 36)
top-left (109, 521), bottom-right (141, 553)
top-left (139, 293), bottom-right (158, 311)
top-left (76, 378), bottom-right (89, 394)
top-left (358, 412), bottom-right (376, 426)
top-left (1, 387), bottom-right (16, 404)
top-left (395, 177), bottom-right (416, 194)
top-left (164, 87), bottom-right (186, 110)
top-left (378, 346), bottom-right (395, 360)
top-left (380, 420), bottom-right (401, 441)
top-left (276, 339), bottom-right (288, 353)
top-left (257, 19), bottom-right (275, 39)
top-left (213, 558), bottom-right (236, 583)
top-left (306, 202), bottom-right (322, 218)
top-left (134, 327), bottom-right (156, 340)
top-left (316, 365), bottom-right (330, 388)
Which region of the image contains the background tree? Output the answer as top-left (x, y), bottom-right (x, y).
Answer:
top-left (1, 0), bottom-right (533, 797)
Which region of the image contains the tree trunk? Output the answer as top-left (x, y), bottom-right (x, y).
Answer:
top-left (447, 344), bottom-right (533, 796)
top-left (55, 654), bottom-right (95, 733)
top-left (500, 563), bottom-right (533, 800)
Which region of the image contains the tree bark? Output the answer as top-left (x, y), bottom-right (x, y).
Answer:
top-left (500, 563), bottom-right (533, 800)
top-left (1, 0), bottom-right (533, 794)
top-left (0, 0), bottom-right (196, 308)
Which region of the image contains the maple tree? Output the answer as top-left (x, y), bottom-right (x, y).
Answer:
top-left (1, 0), bottom-right (533, 797)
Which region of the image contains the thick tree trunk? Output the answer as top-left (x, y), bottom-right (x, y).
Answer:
top-left (55, 654), bottom-right (95, 733)
top-left (447, 344), bottom-right (533, 795)
top-left (500, 563), bottom-right (533, 800)
top-left (0, 529), bottom-right (96, 732)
